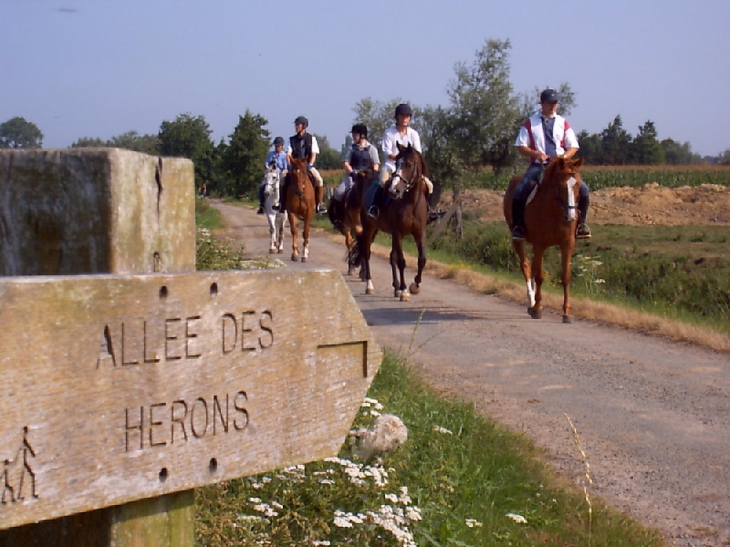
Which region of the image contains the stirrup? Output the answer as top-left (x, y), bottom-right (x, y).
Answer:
top-left (576, 223), bottom-right (592, 239)
top-left (316, 203), bottom-right (327, 214)
top-left (512, 225), bottom-right (526, 241)
top-left (367, 206), bottom-right (379, 220)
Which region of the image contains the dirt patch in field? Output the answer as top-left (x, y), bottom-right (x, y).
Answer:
top-left (436, 183), bottom-right (730, 226)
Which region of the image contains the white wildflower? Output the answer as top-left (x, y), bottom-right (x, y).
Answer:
top-left (506, 512), bottom-right (528, 524)
top-left (433, 425), bottom-right (453, 435)
top-left (405, 506), bottom-right (422, 521)
top-left (465, 518), bottom-right (483, 528)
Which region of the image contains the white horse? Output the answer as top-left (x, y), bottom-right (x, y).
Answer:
top-left (262, 163), bottom-right (286, 254)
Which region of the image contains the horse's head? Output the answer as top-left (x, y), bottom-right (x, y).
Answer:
top-left (389, 143), bottom-right (425, 199)
top-left (543, 156), bottom-right (584, 223)
top-left (288, 158), bottom-right (309, 196)
top-left (262, 162), bottom-right (279, 198)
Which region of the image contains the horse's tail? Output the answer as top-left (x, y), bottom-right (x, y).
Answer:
top-left (349, 229), bottom-right (370, 268)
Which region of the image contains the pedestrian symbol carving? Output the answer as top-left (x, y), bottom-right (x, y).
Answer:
top-left (2, 427), bottom-right (38, 505)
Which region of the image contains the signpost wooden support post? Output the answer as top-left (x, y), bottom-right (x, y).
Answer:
top-left (0, 149), bottom-right (382, 546)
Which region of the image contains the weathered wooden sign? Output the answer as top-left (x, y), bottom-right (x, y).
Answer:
top-left (0, 269), bottom-right (381, 530)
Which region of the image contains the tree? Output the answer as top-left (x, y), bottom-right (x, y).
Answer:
top-left (351, 97), bottom-right (406, 152)
top-left (0, 117), bottom-right (43, 149)
top-left (632, 121), bottom-right (664, 164)
top-left (445, 38), bottom-right (523, 172)
top-left (71, 137), bottom-right (106, 148)
top-left (158, 113), bottom-right (215, 188)
top-left (219, 111), bottom-right (270, 198)
top-left (312, 133), bottom-right (342, 170)
top-left (717, 149), bottom-right (730, 166)
top-left (108, 130), bottom-right (159, 155)
top-left (600, 115), bottom-right (632, 164)
top-left (576, 130), bottom-right (602, 165)
top-left (661, 138), bottom-right (700, 165)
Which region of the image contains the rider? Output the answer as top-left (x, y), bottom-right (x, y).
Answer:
top-left (512, 88), bottom-right (591, 240)
top-left (365, 103), bottom-right (437, 221)
top-left (280, 116), bottom-right (326, 214)
top-left (331, 123), bottom-right (380, 229)
top-left (257, 136), bottom-right (287, 214)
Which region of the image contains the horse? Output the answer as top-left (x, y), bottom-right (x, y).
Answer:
top-left (350, 144), bottom-right (429, 301)
top-left (328, 169), bottom-right (375, 276)
top-left (282, 157), bottom-right (315, 262)
top-left (503, 156), bottom-right (584, 323)
top-left (262, 163), bottom-right (286, 254)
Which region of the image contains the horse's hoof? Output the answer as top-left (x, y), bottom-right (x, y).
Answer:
top-left (366, 287), bottom-right (374, 295)
top-left (269, 248), bottom-right (276, 254)
top-left (529, 308), bottom-right (543, 319)
top-left (394, 289), bottom-right (402, 298)
top-left (278, 249), bottom-right (283, 254)
top-left (409, 283), bottom-right (420, 295)
top-left (563, 315), bottom-right (573, 324)
top-left (301, 257), bottom-right (307, 262)
top-left (291, 255), bottom-right (298, 262)
top-left (400, 292), bottom-right (411, 302)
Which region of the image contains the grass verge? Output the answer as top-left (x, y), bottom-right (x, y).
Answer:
top-left (195, 353), bottom-right (664, 546)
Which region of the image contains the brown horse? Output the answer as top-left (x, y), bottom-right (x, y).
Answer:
top-left (351, 144), bottom-right (429, 301)
top-left (503, 156), bottom-right (584, 323)
top-left (283, 157), bottom-right (315, 262)
top-left (328, 169), bottom-right (376, 276)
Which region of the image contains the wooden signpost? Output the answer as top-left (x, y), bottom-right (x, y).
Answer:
top-left (0, 269), bottom-right (380, 531)
top-left (0, 149), bottom-right (382, 546)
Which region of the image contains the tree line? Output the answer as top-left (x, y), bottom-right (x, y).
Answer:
top-left (3, 39), bottom-right (729, 200)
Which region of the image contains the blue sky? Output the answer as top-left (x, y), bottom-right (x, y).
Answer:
top-left (2, 0), bottom-right (728, 157)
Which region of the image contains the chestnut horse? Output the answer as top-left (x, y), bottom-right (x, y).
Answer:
top-left (283, 157), bottom-right (315, 262)
top-left (350, 144), bottom-right (429, 301)
top-left (328, 169), bottom-right (376, 276)
top-left (503, 156), bottom-right (584, 323)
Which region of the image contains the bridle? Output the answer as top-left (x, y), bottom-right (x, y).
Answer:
top-left (550, 167), bottom-right (580, 222)
top-left (391, 153), bottom-right (422, 194)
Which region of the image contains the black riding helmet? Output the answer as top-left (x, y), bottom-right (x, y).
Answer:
top-left (394, 103), bottom-right (412, 118)
top-left (351, 123), bottom-right (368, 138)
top-left (294, 116), bottom-right (309, 127)
top-left (273, 136), bottom-right (284, 146)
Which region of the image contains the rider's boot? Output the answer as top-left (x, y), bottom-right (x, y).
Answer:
top-left (511, 197), bottom-right (526, 241)
top-left (576, 191), bottom-right (592, 239)
top-left (367, 185), bottom-right (383, 220)
top-left (277, 181), bottom-right (287, 214)
top-left (315, 186), bottom-right (327, 214)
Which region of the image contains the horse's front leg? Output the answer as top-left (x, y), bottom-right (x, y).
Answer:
top-left (345, 230), bottom-right (356, 275)
top-left (512, 240), bottom-right (535, 313)
top-left (409, 235), bottom-right (427, 295)
top-left (530, 247), bottom-right (546, 319)
top-left (288, 212), bottom-right (299, 261)
top-left (391, 236), bottom-right (409, 301)
top-left (560, 240), bottom-right (576, 323)
top-left (276, 214), bottom-right (285, 253)
top-left (301, 216), bottom-right (310, 262)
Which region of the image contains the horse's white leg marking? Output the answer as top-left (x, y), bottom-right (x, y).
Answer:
top-left (366, 280), bottom-right (374, 294)
top-left (526, 278), bottom-right (536, 308)
top-left (566, 176), bottom-right (578, 222)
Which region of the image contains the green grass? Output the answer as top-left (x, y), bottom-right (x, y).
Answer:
top-left (422, 219), bottom-right (730, 334)
top-left (195, 354), bottom-right (663, 546)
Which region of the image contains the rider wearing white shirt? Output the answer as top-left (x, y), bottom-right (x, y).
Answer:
top-left (366, 103), bottom-right (436, 220)
top-left (511, 88), bottom-right (591, 240)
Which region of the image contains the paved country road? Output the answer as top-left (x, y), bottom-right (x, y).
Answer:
top-left (213, 200), bottom-right (730, 547)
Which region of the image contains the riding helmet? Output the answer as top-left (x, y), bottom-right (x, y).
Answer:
top-left (395, 103), bottom-right (413, 117)
top-left (294, 116), bottom-right (309, 127)
top-left (273, 136), bottom-right (285, 146)
top-left (540, 89), bottom-right (559, 104)
top-left (351, 123), bottom-right (368, 138)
